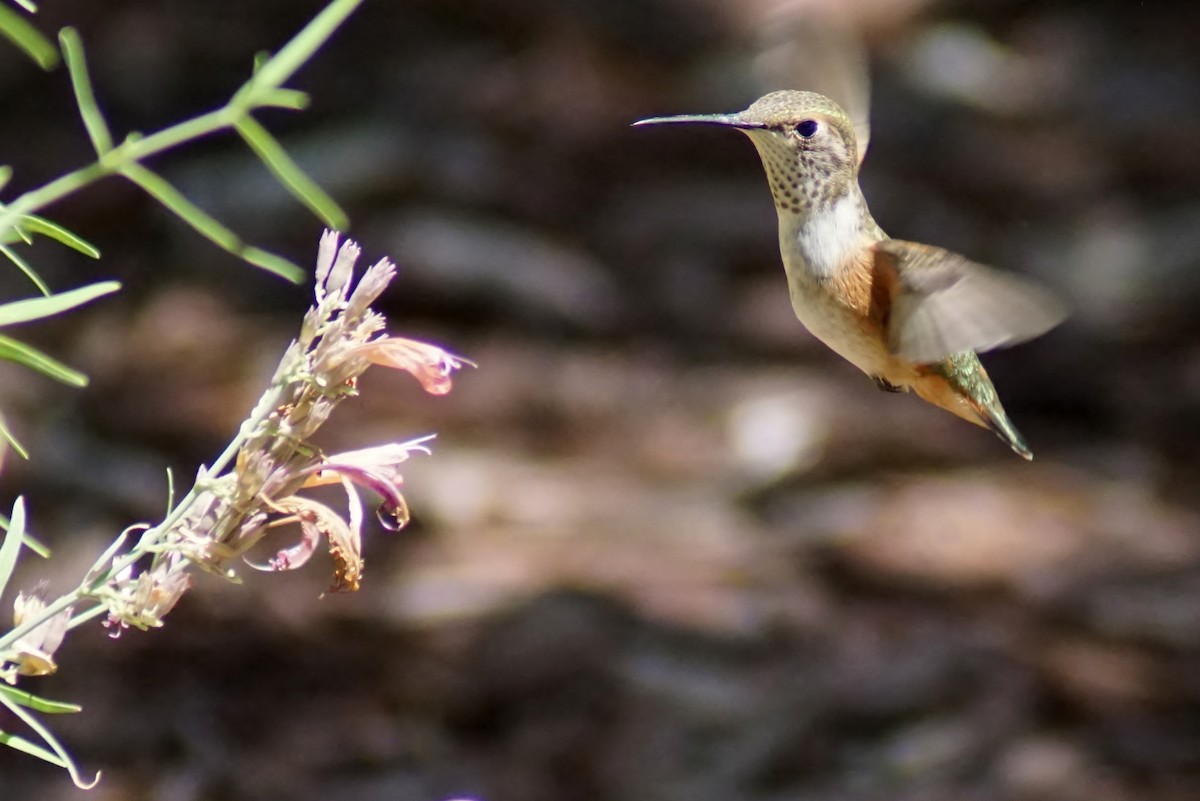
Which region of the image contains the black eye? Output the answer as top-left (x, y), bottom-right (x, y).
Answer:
top-left (796, 119), bottom-right (819, 138)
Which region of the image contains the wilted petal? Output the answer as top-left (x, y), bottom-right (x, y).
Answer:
top-left (348, 337), bottom-right (472, 395)
top-left (100, 552), bottom-right (192, 637)
top-left (134, 563), bottom-right (191, 621)
top-left (332, 476), bottom-right (365, 592)
top-left (247, 495), bottom-right (363, 592)
top-left (6, 588), bottom-right (73, 678)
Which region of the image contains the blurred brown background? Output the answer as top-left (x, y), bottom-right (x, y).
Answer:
top-left (1, 0), bottom-right (1200, 799)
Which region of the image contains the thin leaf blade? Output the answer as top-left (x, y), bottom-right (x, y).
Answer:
top-left (0, 281), bottom-right (120, 327)
top-left (8, 214), bottom-right (100, 258)
top-left (0, 243), bottom-right (50, 295)
top-left (0, 4), bottom-right (58, 70)
top-left (0, 686), bottom-right (82, 715)
top-left (0, 334), bottom-right (89, 386)
top-left (0, 728), bottom-right (68, 766)
top-left (0, 413), bottom-right (29, 460)
top-left (236, 0), bottom-right (363, 95)
top-left (120, 163), bottom-right (303, 281)
top-left (235, 115), bottom-right (347, 229)
top-left (59, 28), bottom-right (113, 154)
top-left (0, 497), bottom-right (27, 599)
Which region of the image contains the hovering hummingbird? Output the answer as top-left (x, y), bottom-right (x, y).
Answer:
top-left (635, 91), bottom-right (1066, 459)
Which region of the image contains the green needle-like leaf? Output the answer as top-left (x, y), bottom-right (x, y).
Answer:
top-left (0, 3), bottom-right (57, 69)
top-left (0, 497), bottom-right (26, 599)
top-left (0, 243), bottom-right (50, 295)
top-left (59, 28), bottom-right (114, 154)
top-left (259, 88), bottom-right (310, 111)
top-left (0, 694), bottom-right (98, 787)
top-left (241, 245), bottom-right (306, 281)
top-left (2, 215), bottom-right (100, 257)
top-left (21, 534), bottom-right (49, 558)
top-left (0, 728), bottom-right (67, 767)
top-left (2, 215), bottom-right (34, 245)
top-left (0, 335), bottom-right (89, 386)
top-left (0, 281), bottom-right (120, 327)
top-left (0, 687), bottom-right (82, 715)
top-left (236, 0), bottom-right (363, 98)
top-left (236, 115), bottom-right (348, 229)
top-left (0, 413), bottom-right (29, 460)
top-left (119, 163), bottom-right (304, 282)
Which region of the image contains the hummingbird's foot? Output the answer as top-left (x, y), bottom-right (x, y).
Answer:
top-left (872, 376), bottom-right (905, 393)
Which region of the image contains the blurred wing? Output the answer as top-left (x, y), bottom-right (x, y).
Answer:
top-left (874, 239), bottom-right (1068, 363)
top-left (752, 11), bottom-right (871, 164)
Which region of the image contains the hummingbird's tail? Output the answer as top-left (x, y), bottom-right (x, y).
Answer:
top-left (977, 402), bottom-right (1033, 460)
top-left (913, 352), bottom-right (1034, 460)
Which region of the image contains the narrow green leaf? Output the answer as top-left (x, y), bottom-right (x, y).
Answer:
top-left (0, 215), bottom-right (34, 245)
top-left (236, 0), bottom-right (363, 97)
top-left (59, 28), bottom-right (113, 155)
top-left (242, 246), bottom-right (304, 283)
top-left (0, 693), bottom-right (99, 787)
top-left (235, 115), bottom-right (347, 229)
top-left (0, 412), bottom-right (29, 460)
top-left (0, 280), bottom-right (120, 327)
top-left (21, 534), bottom-right (49, 558)
top-left (0, 166), bottom-right (12, 192)
top-left (260, 88), bottom-right (310, 111)
top-left (0, 334), bottom-right (89, 386)
top-left (0, 686), bottom-right (81, 714)
top-left (120, 163), bottom-right (302, 280)
top-left (13, 1), bottom-right (39, 14)
top-left (4, 214), bottom-right (100, 257)
top-left (0, 243), bottom-right (50, 295)
top-left (0, 508), bottom-right (49, 557)
top-left (82, 528), bottom-right (130, 589)
top-left (0, 728), bottom-right (67, 767)
top-left (121, 162), bottom-right (243, 246)
top-left (0, 4), bottom-right (58, 69)
top-left (0, 497), bottom-right (27, 600)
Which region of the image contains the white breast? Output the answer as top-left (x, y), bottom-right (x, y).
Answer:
top-left (781, 193), bottom-right (863, 280)
top-left (775, 195), bottom-right (889, 377)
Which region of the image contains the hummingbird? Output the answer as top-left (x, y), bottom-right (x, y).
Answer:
top-left (634, 91), bottom-right (1067, 459)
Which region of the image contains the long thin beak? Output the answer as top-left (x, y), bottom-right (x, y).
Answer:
top-left (632, 113), bottom-right (764, 129)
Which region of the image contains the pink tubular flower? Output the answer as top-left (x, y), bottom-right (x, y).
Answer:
top-left (83, 231), bottom-right (471, 619)
top-left (342, 337), bottom-right (472, 396)
top-left (247, 435), bottom-right (435, 591)
top-left (224, 233), bottom-right (471, 594)
top-left (302, 435), bottom-right (434, 526)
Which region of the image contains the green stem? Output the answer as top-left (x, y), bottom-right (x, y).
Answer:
top-left (0, 107), bottom-right (236, 234)
top-left (0, 380), bottom-right (286, 651)
top-left (0, 0), bottom-right (366, 236)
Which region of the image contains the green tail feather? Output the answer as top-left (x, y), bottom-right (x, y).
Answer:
top-left (934, 352), bottom-right (1033, 460)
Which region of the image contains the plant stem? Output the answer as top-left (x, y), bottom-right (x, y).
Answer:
top-left (0, 379), bottom-right (287, 650)
top-left (0, 107), bottom-right (236, 235)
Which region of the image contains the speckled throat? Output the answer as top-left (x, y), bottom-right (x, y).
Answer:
top-left (740, 125), bottom-right (855, 217)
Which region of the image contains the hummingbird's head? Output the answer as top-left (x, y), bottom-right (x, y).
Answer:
top-left (635, 90), bottom-right (860, 216)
